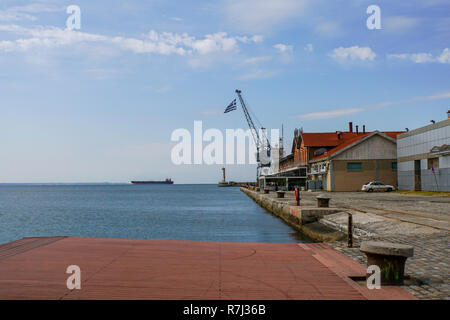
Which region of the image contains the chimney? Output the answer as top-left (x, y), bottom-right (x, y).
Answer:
top-left (363, 125), bottom-right (366, 134)
top-left (447, 110), bottom-right (450, 119)
top-left (336, 131), bottom-right (342, 140)
top-left (356, 125), bottom-right (359, 134)
top-left (349, 122), bottom-right (353, 133)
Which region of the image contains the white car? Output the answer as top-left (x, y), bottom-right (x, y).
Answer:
top-left (362, 181), bottom-right (395, 192)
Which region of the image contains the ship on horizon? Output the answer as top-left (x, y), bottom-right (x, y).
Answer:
top-left (131, 178), bottom-right (174, 185)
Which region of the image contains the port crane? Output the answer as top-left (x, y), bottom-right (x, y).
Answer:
top-left (235, 89), bottom-right (272, 177)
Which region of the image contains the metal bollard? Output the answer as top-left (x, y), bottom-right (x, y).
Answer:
top-left (295, 188), bottom-right (300, 206)
top-left (347, 213), bottom-right (353, 248)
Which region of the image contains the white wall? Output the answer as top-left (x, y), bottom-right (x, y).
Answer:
top-left (334, 135), bottom-right (397, 160)
top-left (398, 124), bottom-right (450, 158)
top-left (439, 155), bottom-right (450, 169)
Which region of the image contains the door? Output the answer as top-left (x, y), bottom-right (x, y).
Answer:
top-left (414, 160), bottom-right (421, 191)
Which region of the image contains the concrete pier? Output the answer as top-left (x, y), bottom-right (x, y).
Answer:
top-left (240, 187), bottom-right (346, 242)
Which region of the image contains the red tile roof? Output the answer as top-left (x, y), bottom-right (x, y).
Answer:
top-left (301, 132), bottom-right (361, 147)
top-left (309, 131), bottom-right (404, 161)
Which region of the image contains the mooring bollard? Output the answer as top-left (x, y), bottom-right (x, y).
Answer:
top-left (295, 188), bottom-right (300, 206)
top-left (360, 241), bottom-right (414, 285)
top-left (276, 191), bottom-right (285, 198)
top-left (316, 194), bottom-right (330, 208)
top-left (264, 189), bottom-right (270, 194)
top-left (347, 213), bottom-right (353, 248)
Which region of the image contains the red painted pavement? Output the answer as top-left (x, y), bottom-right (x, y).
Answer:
top-left (0, 237), bottom-right (416, 300)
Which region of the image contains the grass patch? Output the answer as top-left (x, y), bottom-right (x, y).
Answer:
top-left (394, 190), bottom-right (450, 197)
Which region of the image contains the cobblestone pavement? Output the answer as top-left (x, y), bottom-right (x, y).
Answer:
top-left (328, 232), bottom-right (449, 300)
top-left (304, 191), bottom-right (450, 222)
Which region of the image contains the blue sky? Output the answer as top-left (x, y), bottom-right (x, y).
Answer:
top-left (0, 0), bottom-right (449, 183)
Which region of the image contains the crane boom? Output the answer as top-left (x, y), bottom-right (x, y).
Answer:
top-left (235, 90), bottom-right (260, 153)
top-left (235, 89), bottom-right (271, 173)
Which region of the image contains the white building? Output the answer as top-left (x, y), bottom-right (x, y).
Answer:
top-left (397, 112), bottom-right (450, 192)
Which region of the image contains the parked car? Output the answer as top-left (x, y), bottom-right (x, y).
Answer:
top-left (362, 181), bottom-right (395, 192)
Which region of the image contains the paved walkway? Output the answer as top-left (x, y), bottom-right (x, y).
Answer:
top-left (0, 237), bottom-right (414, 300)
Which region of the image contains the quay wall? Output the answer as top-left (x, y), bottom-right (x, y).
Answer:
top-left (240, 187), bottom-right (345, 242)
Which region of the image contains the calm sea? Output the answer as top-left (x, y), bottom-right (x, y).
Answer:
top-left (0, 184), bottom-right (311, 245)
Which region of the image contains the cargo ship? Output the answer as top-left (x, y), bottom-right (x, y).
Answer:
top-left (131, 179), bottom-right (174, 185)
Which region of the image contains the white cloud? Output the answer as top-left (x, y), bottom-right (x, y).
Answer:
top-left (299, 108), bottom-right (364, 120)
top-left (274, 43), bottom-right (293, 53)
top-left (273, 43), bottom-right (294, 63)
top-left (0, 25), bottom-right (262, 57)
top-left (384, 16), bottom-right (420, 34)
top-left (330, 46), bottom-right (376, 62)
top-left (236, 35), bottom-right (263, 43)
top-left (304, 43), bottom-right (313, 52)
top-left (0, 24), bottom-right (30, 33)
top-left (438, 48), bottom-right (450, 63)
top-left (7, 3), bottom-right (63, 14)
top-left (242, 56), bottom-right (272, 65)
top-left (410, 53), bottom-right (434, 63)
top-left (387, 48), bottom-right (450, 64)
top-left (387, 53), bottom-right (408, 60)
top-left (298, 91), bottom-right (450, 120)
top-left (224, 0), bottom-right (309, 32)
top-left (412, 91), bottom-right (450, 101)
top-left (0, 11), bottom-right (37, 22)
top-left (0, 3), bottom-right (62, 22)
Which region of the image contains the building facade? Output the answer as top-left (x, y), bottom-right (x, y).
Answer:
top-left (397, 114), bottom-right (450, 192)
top-left (309, 132), bottom-right (401, 191)
top-left (265, 122), bottom-right (404, 191)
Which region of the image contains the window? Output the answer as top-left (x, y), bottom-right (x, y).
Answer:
top-left (347, 162), bottom-right (362, 171)
top-left (427, 158), bottom-right (439, 170)
top-left (392, 162), bottom-right (398, 171)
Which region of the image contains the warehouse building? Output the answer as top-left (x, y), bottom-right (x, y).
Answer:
top-left (267, 123), bottom-right (404, 191)
top-left (309, 131), bottom-right (403, 191)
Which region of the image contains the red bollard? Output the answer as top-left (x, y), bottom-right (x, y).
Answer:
top-left (295, 188), bottom-right (300, 206)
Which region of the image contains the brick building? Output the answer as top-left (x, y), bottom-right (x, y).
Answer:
top-left (274, 123), bottom-right (404, 191)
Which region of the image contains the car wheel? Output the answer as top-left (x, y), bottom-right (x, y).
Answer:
top-left (367, 189), bottom-right (374, 193)
top-left (387, 188), bottom-right (393, 192)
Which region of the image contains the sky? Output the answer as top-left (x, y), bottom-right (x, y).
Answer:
top-left (0, 0), bottom-right (449, 183)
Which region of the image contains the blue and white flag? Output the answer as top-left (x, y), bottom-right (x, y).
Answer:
top-left (224, 99), bottom-right (237, 113)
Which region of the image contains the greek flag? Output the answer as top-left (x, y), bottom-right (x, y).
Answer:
top-left (224, 99), bottom-right (237, 113)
